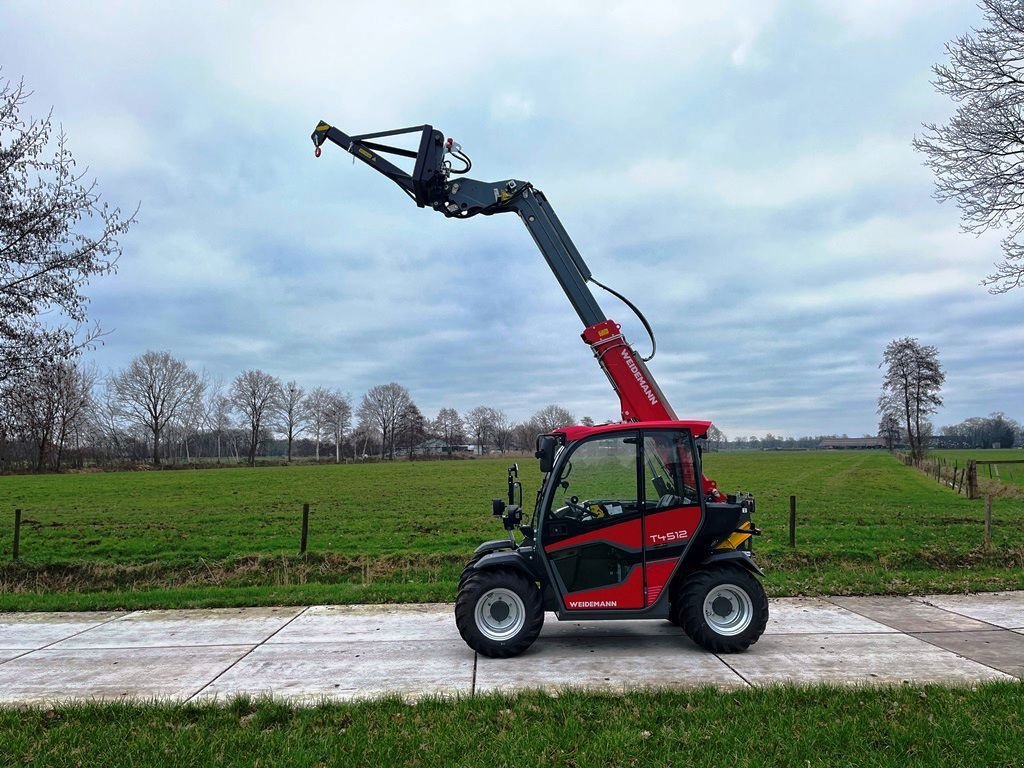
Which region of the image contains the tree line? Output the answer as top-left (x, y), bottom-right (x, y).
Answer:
top-left (0, 350), bottom-right (584, 471)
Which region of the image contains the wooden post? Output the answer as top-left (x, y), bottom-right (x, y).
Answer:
top-left (300, 503), bottom-right (309, 555)
top-left (984, 497), bottom-right (993, 551)
top-left (12, 509), bottom-right (21, 561)
top-left (967, 461), bottom-right (978, 500)
top-left (789, 495), bottom-right (796, 548)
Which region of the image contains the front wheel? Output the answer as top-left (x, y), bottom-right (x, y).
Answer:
top-left (455, 567), bottom-right (544, 658)
top-left (678, 566), bottom-right (768, 653)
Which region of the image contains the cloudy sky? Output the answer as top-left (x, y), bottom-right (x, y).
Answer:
top-left (3, 0), bottom-right (1019, 438)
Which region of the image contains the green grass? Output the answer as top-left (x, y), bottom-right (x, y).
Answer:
top-left (929, 448), bottom-right (1024, 488)
top-left (1, 451), bottom-right (1022, 610)
top-left (1, 683), bottom-right (1022, 767)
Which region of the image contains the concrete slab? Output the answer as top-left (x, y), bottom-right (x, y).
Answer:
top-left (0, 650), bottom-right (25, 664)
top-left (475, 636), bottom-right (746, 693)
top-left (539, 618), bottom-right (682, 638)
top-left (923, 593), bottom-right (1024, 630)
top-left (766, 598), bottom-right (894, 634)
top-left (0, 612), bottom-right (123, 650)
top-left (830, 596), bottom-right (995, 633)
top-left (193, 640), bottom-right (473, 702)
top-left (724, 633), bottom-right (1013, 686)
top-left (0, 645), bottom-right (253, 704)
top-left (53, 607), bottom-right (303, 649)
top-left (268, 604), bottom-right (458, 644)
top-left (911, 630), bottom-right (1024, 679)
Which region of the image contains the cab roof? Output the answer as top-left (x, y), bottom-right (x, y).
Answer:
top-left (553, 420), bottom-right (712, 442)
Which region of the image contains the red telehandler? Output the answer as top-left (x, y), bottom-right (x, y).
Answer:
top-left (312, 121), bottom-right (768, 657)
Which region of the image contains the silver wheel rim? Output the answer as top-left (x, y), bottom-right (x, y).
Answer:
top-left (475, 587), bottom-right (526, 641)
top-left (702, 584), bottom-right (753, 637)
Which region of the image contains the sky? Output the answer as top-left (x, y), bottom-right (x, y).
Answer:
top-left (2, 0), bottom-right (1020, 439)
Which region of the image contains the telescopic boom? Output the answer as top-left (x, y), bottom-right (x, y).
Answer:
top-left (311, 120), bottom-right (679, 425)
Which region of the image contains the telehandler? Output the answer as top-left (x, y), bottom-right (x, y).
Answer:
top-left (312, 121), bottom-right (768, 657)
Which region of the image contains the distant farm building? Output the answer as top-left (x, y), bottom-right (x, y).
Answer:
top-left (819, 437), bottom-right (886, 450)
top-left (415, 439), bottom-right (471, 456)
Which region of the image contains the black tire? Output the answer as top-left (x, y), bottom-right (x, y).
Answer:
top-left (457, 555), bottom-right (483, 591)
top-left (455, 567), bottom-right (544, 658)
top-left (678, 566), bottom-right (768, 653)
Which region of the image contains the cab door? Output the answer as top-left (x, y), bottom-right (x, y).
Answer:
top-left (541, 432), bottom-right (644, 611)
top-left (641, 429), bottom-right (703, 607)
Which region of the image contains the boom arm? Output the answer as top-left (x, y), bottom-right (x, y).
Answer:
top-left (311, 120), bottom-right (677, 423)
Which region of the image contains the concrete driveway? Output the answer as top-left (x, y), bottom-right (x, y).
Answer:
top-left (0, 592), bottom-right (1022, 704)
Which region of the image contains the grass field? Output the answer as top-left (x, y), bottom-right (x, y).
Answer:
top-left (930, 448), bottom-right (1024, 488)
top-left (1, 451), bottom-right (1023, 610)
top-left (1, 683), bottom-right (1022, 767)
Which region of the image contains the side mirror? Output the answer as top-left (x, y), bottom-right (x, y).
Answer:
top-left (535, 435), bottom-right (557, 473)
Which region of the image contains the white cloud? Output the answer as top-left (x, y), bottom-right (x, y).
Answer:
top-left (3, 0), bottom-right (1020, 436)
top-left (490, 92), bottom-right (535, 124)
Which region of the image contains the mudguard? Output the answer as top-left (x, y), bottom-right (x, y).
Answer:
top-left (473, 539), bottom-right (515, 556)
top-left (700, 550), bottom-right (765, 577)
top-left (471, 550), bottom-right (541, 581)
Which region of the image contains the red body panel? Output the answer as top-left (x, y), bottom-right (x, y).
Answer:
top-left (543, 506), bottom-right (704, 612)
top-left (562, 565), bottom-right (645, 611)
top-left (544, 518), bottom-right (642, 554)
top-left (554, 420), bottom-right (712, 442)
top-left (644, 506), bottom-right (702, 548)
top-left (644, 559), bottom-right (677, 607)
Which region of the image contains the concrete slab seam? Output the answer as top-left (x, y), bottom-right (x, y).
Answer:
top-left (0, 612), bottom-right (128, 667)
top-left (902, 631), bottom-right (1021, 681)
top-left (471, 653), bottom-right (478, 696)
top-left (184, 606), bottom-right (312, 704)
top-left (712, 653), bottom-right (752, 688)
top-left (818, 596), bottom-right (988, 634)
top-left (916, 599), bottom-right (1007, 631)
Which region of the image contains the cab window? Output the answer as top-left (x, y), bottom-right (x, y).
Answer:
top-left (550, 433), bottom-right (639, 524)
top-left (643, 430), bottom-right (699, 509)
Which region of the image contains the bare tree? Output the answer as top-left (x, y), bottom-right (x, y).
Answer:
top-left (304, 386), bottom-right (331, 461)
top-left (878, 409), bottom-right (903, 451)
top-left (1, 76), bottom-right (134, 381)
top-left (706, 425), bottom-right (728, 452)
top-left (358, 383), bottom-right (411, 460)
top-left (914, 0), bottom-right (1024, 293)
top-left (0, 360), bottom-right (95, 470)
top-left (432, 407), bottom-right (464, 455)
top-left (276, 380), bottom-right (306, 463)
top-left (397, 401), bottom-right (427, 459)
top-left (464, 406), bottom-right (496, 455)
top-left (111, 351), bottom-right (203, 466)
top-left (325, 391), bottom-right (352, 463)
top-left (231, 369), bottom-right (281, 466)
top-left (490, 409), bottom-right (513, 454)
top-left (177, 371), bottom-right (209, 463)
top-left (531, 404), bottom-right (575, 434)
top-left (209, 392), bottom-right (232, 463)
top-left (879, 338), bottom-right (945, 462)
top-left (511, 421), bottom-right (536, 452)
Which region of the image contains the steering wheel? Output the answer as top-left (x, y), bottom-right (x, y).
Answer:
top-left (565, 495), bottom-right (592, 520)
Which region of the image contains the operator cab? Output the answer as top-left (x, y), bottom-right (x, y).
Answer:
top-left (534, 421), bottom-right (708, 613)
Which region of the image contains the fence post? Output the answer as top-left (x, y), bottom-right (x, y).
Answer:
top-left (788, 495), bottom-right (796, 548)
top-left (967, 461), bottom-right (978, 500)
top-left (12, 509), bottom-right (21, 561)
top-left (984, 497), bottom-right (993, 551)
top-left (300, 503), bottom-right (309, 555)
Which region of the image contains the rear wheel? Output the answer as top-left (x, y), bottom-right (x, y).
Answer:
top-left (678, 566), bottom-right (768, 653)
top-left (455, 567), bottom-right (544, 658)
